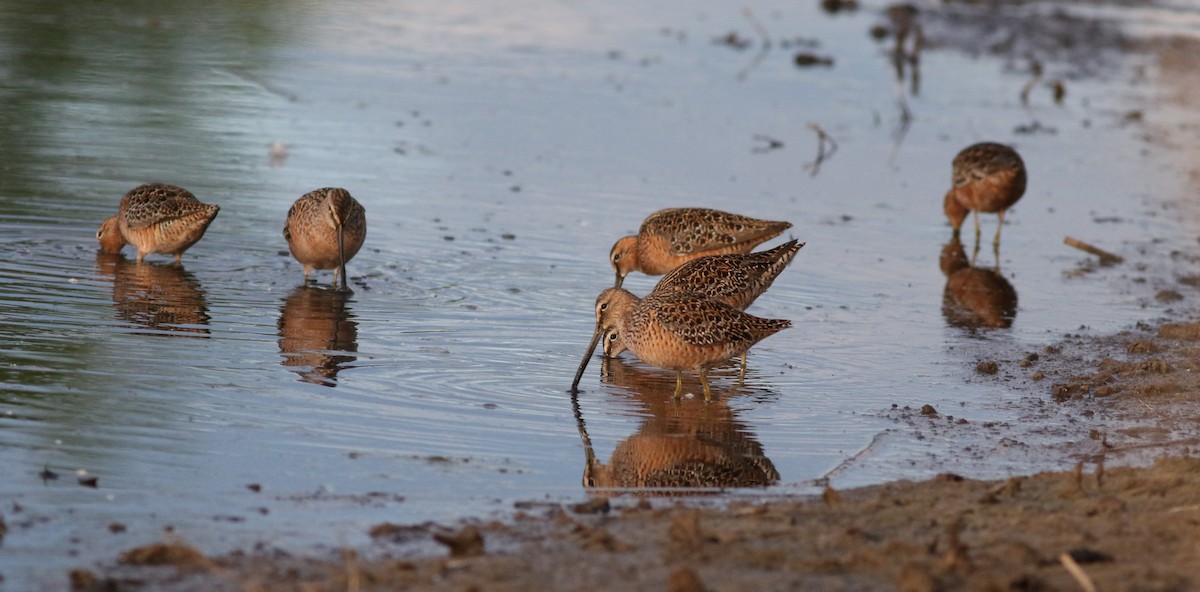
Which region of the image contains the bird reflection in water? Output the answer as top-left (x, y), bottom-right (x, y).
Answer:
top-left (881, 3), bottom-right (922, 158)
top-left (96, 253), bottom-right (211, 337)
top-left (571, 355), bottom-right (779, 494)
top-left (940, 236), bottom-right (1018, 330)
top-left (277, 286), bottom-right (358, 386)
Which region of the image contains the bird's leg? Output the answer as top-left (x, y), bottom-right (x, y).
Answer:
top-left (994, 210), bottom-right (1005, 249)
top-left (738, 354), bottom-right (748, 383)
top-left (969, 211), bottom-right (983, 266)
top-left (700, 368), bottom-right (713, 402)
top-left (673, 372), bottom-right (684, 399)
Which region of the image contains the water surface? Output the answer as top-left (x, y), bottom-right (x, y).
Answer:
top-left (2, 0), bottom-right (1198, 588)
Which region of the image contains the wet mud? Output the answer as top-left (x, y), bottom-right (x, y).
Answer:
top-left (75, 455), bottom-right (1200, 591)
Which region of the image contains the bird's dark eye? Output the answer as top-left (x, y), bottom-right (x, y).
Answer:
top-left (599, 303), bottom-right (608, 311)
top-left (611, 253), bottom-right (621, 263)
top-left (607, 333), bottom-right (617, 341)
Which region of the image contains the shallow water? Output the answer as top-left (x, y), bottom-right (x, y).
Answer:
top-left (2, 0), bottom-right (1199, 588)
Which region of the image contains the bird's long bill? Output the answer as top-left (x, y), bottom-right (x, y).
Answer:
top-left (613, 271), bottom-right (623, 289)
top-left (571, 325), bottom-right (604, 392)
top-left (336, 224), bottom-right (348, 290)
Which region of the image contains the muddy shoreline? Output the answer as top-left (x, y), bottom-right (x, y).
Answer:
top-left (30, 1), bottom-right (1200, 590)
top-left (72, 309), bottom-right (1200, 591)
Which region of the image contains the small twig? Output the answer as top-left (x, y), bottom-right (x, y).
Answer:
top-left (809, 123), bottom-right (838, 154)
top-left (1058, 552), bottom-right (1097, 592)
top-left (888, 75), bottom-right (913, 160)
top-left (736, 7), bottom-right (771, 81)
top-left (1064, 236), bottom-right (1123, 265)
top-left (752, 134), bottom-right (785, 154)
top-left (343, 548), bottom-right (361, 592)
top-left (1134, 397), bottom-right (1154, 411)
top-left (803, 123), bottom-right (839, 177)
top-left (742, 6), bottom-right (770, 44)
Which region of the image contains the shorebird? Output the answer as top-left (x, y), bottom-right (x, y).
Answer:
top-left (96, 183), bottom-right (220, 264)
top-left (283, 187), bottom-right (366, 289)
top-left (609, 208), bottom-right (791, 288)
top-left (944, 142), bottom-right (1027, 248)
top-left (573, 288), bottom-right (791, 401)
top-left (603, 240), bottom-right (804, 376)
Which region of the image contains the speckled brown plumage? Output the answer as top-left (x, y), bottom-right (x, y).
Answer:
top-left (609, 208), bottom-right (791, 287)
top-left (97, 183), bottom-right (220, 263)
top-left (604, 239), bottom-right (803, 361)
top-left (283, 187), bottom-right (367, 289)
top-left (573, 288), bottom-right (791, 401)
top-left (944, 142), bottom-right (1027, 246)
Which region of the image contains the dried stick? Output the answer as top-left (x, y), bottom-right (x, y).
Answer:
top-left (736, 7), bottom-right (771, 81)
top-left (1058, 552), bottom-right (1097, 592)
top-left (804, 123), bottom-right (839, 177)
top-left (1064, 236), bottom-right (1123, 264)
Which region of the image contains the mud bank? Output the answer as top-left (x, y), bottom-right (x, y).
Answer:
top-left (77, 453), bottom-right (1200, 591)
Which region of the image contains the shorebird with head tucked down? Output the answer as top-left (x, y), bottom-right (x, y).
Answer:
top-left (96, 183), bottom-right (220, 264)
top-left (573, 288), bottom-right (791, 401)
top-left (609, 207), bottom-right (791, 288)
top-left (283, 187), bottom-right (367, 289)
top-left (603, 240), bottom-right (804, 375)
top-left (944, 142), bottom-right (1027, 248)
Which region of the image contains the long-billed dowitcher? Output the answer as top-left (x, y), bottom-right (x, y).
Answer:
top-left (609, 207), bottom-right (791, 287)
top-left (283, 187), bottom-right (367, 289)
top-left (603, 240), bottom-right (804, 373)
top-left (572, 288), bottom-right (791, 401)
top-left (96, 183), bottom-right (220, 264)
top-left (943, 142), bottom-right (1027, 247)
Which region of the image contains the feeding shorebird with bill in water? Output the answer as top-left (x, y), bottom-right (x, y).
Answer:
top-left (943, 142), bottom-right (1027, 251)
top-left (572, 288), bottom-right (791, 402)
top-left (283, 187), bottom-right (367, 290)
top-left (603, 239), bottom-right (804, 377)
top-left (96, 183), bottom-right (220, 264)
